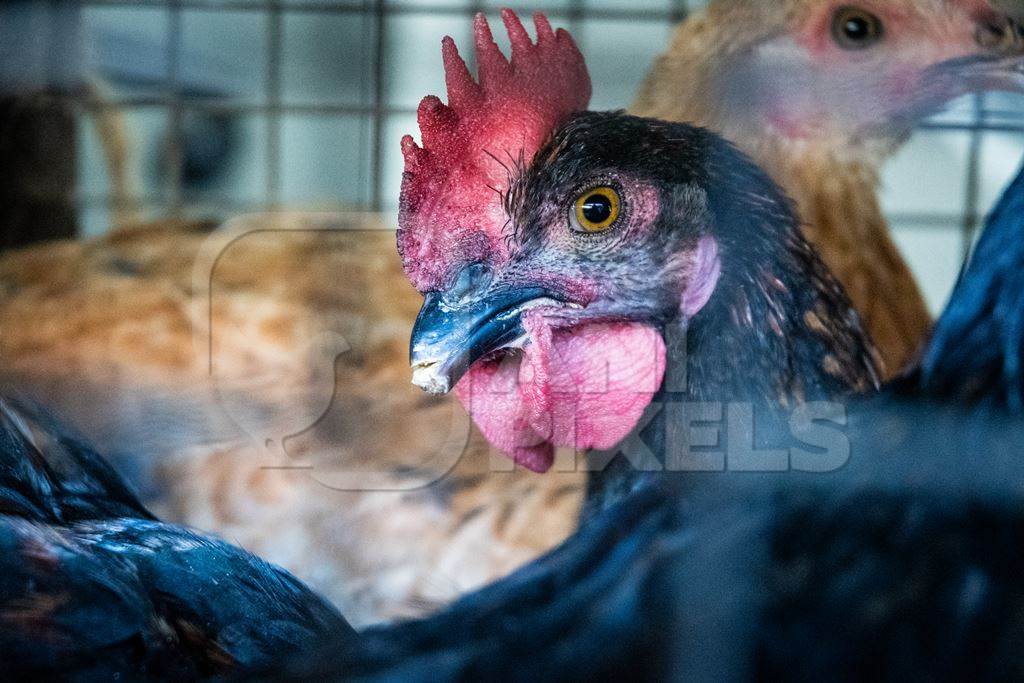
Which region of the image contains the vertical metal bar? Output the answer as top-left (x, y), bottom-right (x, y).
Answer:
top-left (670, 0), bottom-right (690, 24)
top-left (166, 0), bottom-right (185, 216)
top-left (266, 0), bottom-right (283, 208)
top-left (961, 93), bottom-right (985, 258)
top-left (466, 0), bottom-right (482, 76)
top-left (369, 0), bottom-right (386, 211)
top-left (568, 0), bottom-right (584, 37)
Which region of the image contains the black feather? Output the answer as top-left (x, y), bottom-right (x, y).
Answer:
top-left (915, 161), bottom-right (1024, 410)
top-left (265, 151), bottom-right (1024, 680)
top-left (0, 399), bottom-right (354, 680)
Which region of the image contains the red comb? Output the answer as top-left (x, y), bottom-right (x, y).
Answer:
top-left (397, 9), bottom-right (591, 292)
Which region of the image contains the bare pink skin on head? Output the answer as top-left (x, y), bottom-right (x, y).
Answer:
top-left (397, 10), bottom-right (591, 293)
top-left (682, 237), bottom-right (721, 318)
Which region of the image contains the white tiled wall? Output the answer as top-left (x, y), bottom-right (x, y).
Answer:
top-left (75, 1), bottom-right (1024, 316)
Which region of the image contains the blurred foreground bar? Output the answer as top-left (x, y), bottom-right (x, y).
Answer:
top-left (0, 1), bottom-right (81, 249)
top-left (0, 95), bottom-right (77, 249)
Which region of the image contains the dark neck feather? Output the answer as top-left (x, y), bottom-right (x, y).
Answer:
top-left (679, 231), bottom-right (879, 407)
top-left (677, 135), bottom-right (880, 406)
top-left (584, 139), bottom-right (881, 516)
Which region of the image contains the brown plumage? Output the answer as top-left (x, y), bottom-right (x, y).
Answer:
top-left (633, 0), bottom-right (1024, 376)
top-left (639, 89), bottom-right (924, 377)
top-left (0, 217), bottom-right (582, 626)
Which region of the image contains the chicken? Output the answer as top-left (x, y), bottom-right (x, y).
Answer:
top-left (3, 0), bottom-right (1023, 624)
top-left (633, 0), bottom-right (1024, 377)
top-left (280, 153), bottom-right (1024, 683)
top-left (0, 217), bottom-right (583, 625)
top-left (0, 397), bottom-right (353, 679)
top-left (5, 18), bottom-right (1024, 678)
top-left (400, 9), bottom-right (878, 507)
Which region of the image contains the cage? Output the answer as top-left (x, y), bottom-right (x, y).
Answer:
top-left (2, 0), bottom-right (1023, 312)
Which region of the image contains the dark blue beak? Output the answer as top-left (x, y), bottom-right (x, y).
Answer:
top-left (408, 264), bottom-right (554, 394)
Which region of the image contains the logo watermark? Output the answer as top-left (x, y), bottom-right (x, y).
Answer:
top-left (192, 213), bottom-right (852, 492)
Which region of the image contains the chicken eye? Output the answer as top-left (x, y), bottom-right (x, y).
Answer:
top-left (831, 6), bottom-right (884, 50)
top-left (570, 187), bottom-right (621, 233)
top-left (976, 19), bottom-right (1023, 53)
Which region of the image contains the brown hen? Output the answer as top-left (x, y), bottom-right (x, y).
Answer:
top-left (634, 0), bottom-right (1024, 375)
top-left (0, 217), bottom-right (582, 625)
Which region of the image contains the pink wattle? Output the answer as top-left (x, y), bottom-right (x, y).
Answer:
top-left (455, 314), bottom-right (667, 473)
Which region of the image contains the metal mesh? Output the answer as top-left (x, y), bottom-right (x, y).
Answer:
top-left (45, 1), bottom-right (1024, 257)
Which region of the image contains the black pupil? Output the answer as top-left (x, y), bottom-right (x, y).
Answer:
top-left (582, 194), bottom-right (613, 224)
top-left (844, 16), bottom-right (870, 40)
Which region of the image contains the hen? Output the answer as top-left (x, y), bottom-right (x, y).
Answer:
top-left (278, 19), bottom-right (1024, 676)
top-left (399, 10), bottom-right (877, 488)
top-left (4, 14), bottom-right (1024, 679)
top-left (633, 0), bottom-right (1024, 376)
top-left (3, 0), bottom-right (1023, 622)
top-left (0, 218), bottom-right (579, 625)
top-left (281, 150), bottom-right (1024, 683)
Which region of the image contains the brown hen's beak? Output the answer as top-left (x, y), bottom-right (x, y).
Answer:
top-left (956, 52), bottom-right (1024, 91)
top-left (961, 14), bottom-right (1024, 90)
top-left (408, 264), bottom-right (560, 395)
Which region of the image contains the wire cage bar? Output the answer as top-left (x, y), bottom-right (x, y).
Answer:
top-left (8, 0), bottom-right (1024, 284)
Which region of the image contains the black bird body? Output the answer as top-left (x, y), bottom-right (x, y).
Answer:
top-left (274, 403), bottom-right (1024, 682)
top-left (274, 161), bottom-right (1024, 680)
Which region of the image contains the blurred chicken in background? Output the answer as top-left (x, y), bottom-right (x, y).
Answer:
top-left (1, 0), bottom-right (1023, 624)
top-left (635, 0), bottom-right (1024, 376)
top-left (0, 218), bottom-right (582, 625)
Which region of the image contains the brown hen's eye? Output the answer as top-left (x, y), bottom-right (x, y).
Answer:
top-left (831, 6), bottom-right (884, 50)
top-left (975, 19), bottom-right (1023, 52)
top-left (570, 187), bottom-right (621, 233)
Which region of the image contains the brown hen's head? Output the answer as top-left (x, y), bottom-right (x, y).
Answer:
top-left (635, 0), bottom-right (1024, 153)
top-left (399, 11), bottom-right (877, 474)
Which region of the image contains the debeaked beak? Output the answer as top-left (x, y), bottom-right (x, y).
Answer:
top-left (408, 265), bottom-right (561, 395)
top-left (956, 52), bottom-right (1024, 91)
top-left (960, 15), bottom-right (1024, 91)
